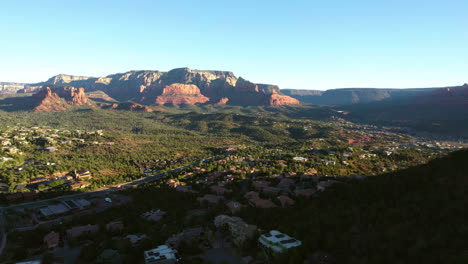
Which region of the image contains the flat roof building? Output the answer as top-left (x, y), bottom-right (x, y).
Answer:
top-left (144, 245), bottom-right (179, 264)
top-left (259, 230), bottom-right (301, 253)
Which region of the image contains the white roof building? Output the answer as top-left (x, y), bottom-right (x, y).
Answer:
top-left (144, 245), bottom-right (179, 264)
top-left (258, 230), bottom-right (302, 253)
top-left (293, 157), bottom-right (308, 162)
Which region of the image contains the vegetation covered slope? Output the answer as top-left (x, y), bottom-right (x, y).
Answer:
top-left (239, 149), bottom-right (468, 264)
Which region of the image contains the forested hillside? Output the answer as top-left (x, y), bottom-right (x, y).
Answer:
top-left (239, 149), bottom-right (468, 263)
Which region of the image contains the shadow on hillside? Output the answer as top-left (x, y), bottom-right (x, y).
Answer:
top-left (0, 96), bottom-right (36, 112)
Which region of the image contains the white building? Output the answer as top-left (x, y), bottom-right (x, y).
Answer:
top-left (292, 157), bottom-right (308, 162)
top-left (144, 245), bottom-right (179, 264)
top-left (258, 230), bottom-right (301, 253)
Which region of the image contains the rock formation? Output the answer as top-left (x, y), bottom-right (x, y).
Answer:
top-left (18, 68), bottom-right (301, 106)
top-left (216, 97), bottom-right (229, 105)
top-left (32, 86), bottom-right (93, 112)
top-left (0, 82), bottom-right (29, 94)
top-left (268, 90), bottom-right (301, 106)
top-left (104, 102), bottom-right (153, 112)
top-left (155, 83), bottom-right (210, 105)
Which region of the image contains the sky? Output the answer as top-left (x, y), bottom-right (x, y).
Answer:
top-left (0, 0), bottom-right (467, 90)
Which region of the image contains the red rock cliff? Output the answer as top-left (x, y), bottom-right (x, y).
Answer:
top-left (32, 86), bottom-right (93, 112)
top-left (268, 90), bottom-right (301, 106)
top-left (155, 83), bottom-right (210, 105)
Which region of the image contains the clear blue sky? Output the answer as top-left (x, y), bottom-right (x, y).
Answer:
top-left (1, 0), bottom-right (467, 89)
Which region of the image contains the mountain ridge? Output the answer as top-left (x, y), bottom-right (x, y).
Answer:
top-left (12, 68), bottom-right (299, 106)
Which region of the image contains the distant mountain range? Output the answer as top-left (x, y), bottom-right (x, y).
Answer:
top-left (2, 68), bottom-right (465, 108)
top-left (0, 68), bottom-right (300, 106)
top-left (1, 69), bottom-right (467, 137)
top-left (282, 85), bottom-right (468, 105)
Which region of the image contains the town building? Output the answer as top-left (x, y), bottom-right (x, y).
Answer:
top-left (66, 224), bottom-right (99, 239)
top-left (259, 230), bottom-right (302, 253)
top-left (144, 245), bottom-right (179, 264)
top-left (141, 209), bottom-right (167, 222)
top-left (43, 231), bottom-right (60, 249)
top-left (72, 170), bottom-right (92, 180)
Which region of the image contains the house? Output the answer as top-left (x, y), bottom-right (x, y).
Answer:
top-left (248, 198), bottom-right (277, 209)
top-left (43, 231), bottom-right (60, 249)
top-left (197, 194), bottom-right (224, 204)
top-left (165, 227), bottom-right (204, 248)
top-left (226, 201), bottom-right (245, 214)
top-left (277, 195), bottom-right (295, 207)
top-left (66, 224), bottom-right (99, 239)
top-left (73, 170), bottom-right (92, 180)
top-left (126, 234), bottom-right (148, 246)
top-left (106, 221), bottom-right (124, 231)
top-left (258, 230), bottom-right (302, 253)
top-left (141, 209), bottom-right (167, 222)
top-left (210, 185), bottom-right (231, 195)
top-left (144, 245), bottom-right (179, 264)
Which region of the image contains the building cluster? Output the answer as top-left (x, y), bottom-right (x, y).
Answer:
top-left (39, 198), bottom-right (91, 218)
top-left (4, 170), bottom-right (93, 203)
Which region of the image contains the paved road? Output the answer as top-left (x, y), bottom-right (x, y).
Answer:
top-left (1, 158), bottom-right (210, 211)
top-left (0, 154), bottom-right (224, 257)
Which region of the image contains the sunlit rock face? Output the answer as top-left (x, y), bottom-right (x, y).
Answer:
top-left (17, 68), bottom-right (302, 106)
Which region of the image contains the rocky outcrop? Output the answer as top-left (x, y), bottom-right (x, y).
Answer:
top-left (155, 83), bottom-right (210, 105)
top-left (32, 86), bottom-right (93, 112)
top-left (19, 68), bottom-right (301, 106)
top-left (105, 102), bottom-right (153, 112)
top-left (86, 91), bottom-right (117, 103)
top-left (216, 97), bottom-right (229, 105)
top-left (0, 82), bottom-right (29, 94)
top-left (268, 90), bottom-right (301, 106)
top-left (231, 77), bottom-right (300, 105)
